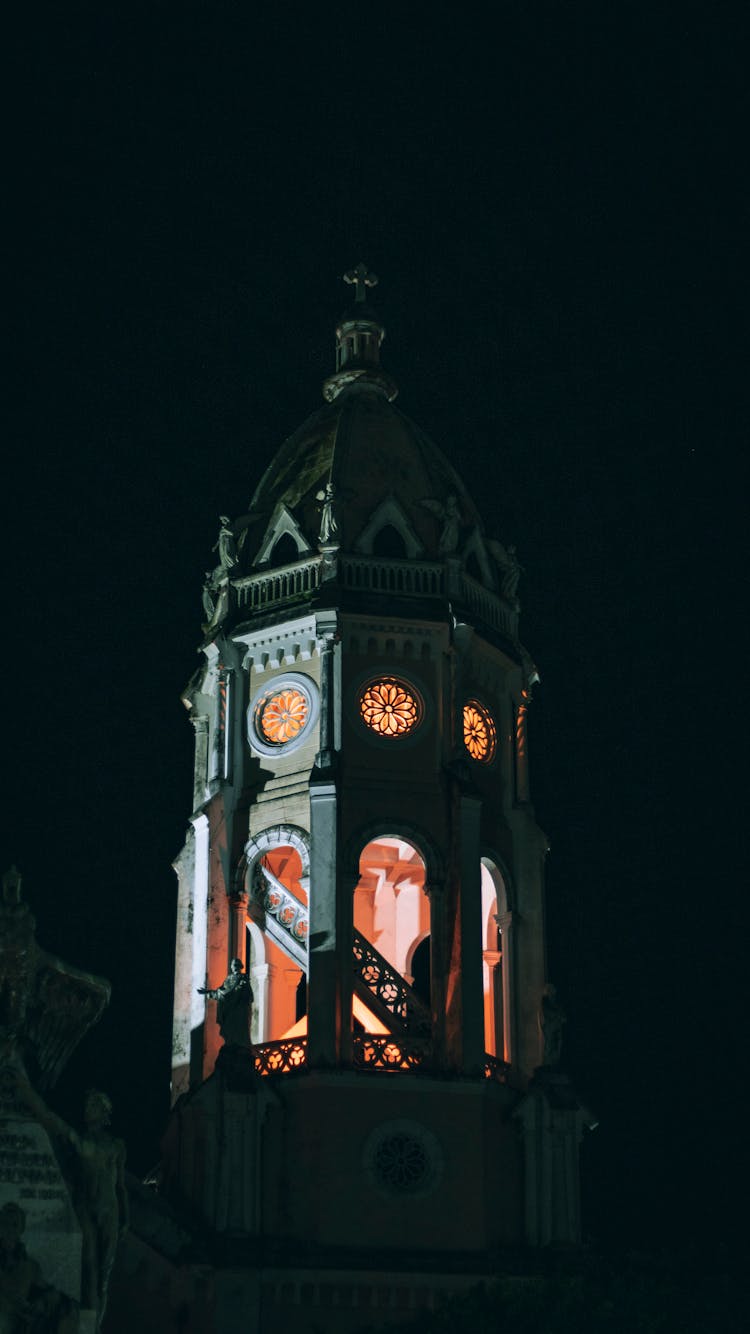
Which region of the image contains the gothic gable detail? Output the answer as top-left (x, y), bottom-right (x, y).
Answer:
top-left (253, 502), bottom-right (313, 566)
top-left (354, 495), bottom-right (425, 559)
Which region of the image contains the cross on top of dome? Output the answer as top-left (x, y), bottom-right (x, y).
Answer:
top-left (343, 263), bottom-right (378, 303)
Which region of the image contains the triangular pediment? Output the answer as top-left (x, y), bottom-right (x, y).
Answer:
top-left (253, 502), bottom-right (313, 565)
top-left (355, 495), bottom-right (425, 559)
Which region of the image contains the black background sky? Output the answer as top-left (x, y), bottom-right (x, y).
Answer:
top-left (4, 2), bottom-right (743, 1263)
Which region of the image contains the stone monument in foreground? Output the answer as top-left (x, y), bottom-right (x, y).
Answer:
top-left (0, 867), bottom-right (116, 1332)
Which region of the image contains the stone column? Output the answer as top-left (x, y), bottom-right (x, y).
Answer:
top-left (191, 714), bottom-right (209, 812)
top-left (308, 615), bottom-right (340, 1066)
top-left (229, 889), bottom-right (248, 966)
top-left (458, 791), bottom-right (484, 1074)
top-left (497, 910), bottom-right (515, 1066)
top-left (424, 880), bottom-right (446, 1069)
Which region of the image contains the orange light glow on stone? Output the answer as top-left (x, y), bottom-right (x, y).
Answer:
top-left (259, 688), bottom-right (309, 744)
top-left (360, 678), bottom-right (420, 737)
top-left (463, 700), bottom-right (496, 763)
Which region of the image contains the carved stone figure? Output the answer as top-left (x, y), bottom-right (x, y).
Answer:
top-left (539, 984), bottom-right (566, 1068)
top-left (0, 870), bottom-right (110, 1090)
top-left (0, 1202), bottom-right (78, 1333)
top-left (420, 494), bottom-right (460, 554)
top-left (198, 959), bottom-right (253, 1050)
top-left (212, 516), bottom-right (238, 572)
top-left (316, 483), bottom-right (339, 545)
top-left (487, 539), bottom-right (523, 604)
top-left (12, 1080), bottom-right (128, 1332)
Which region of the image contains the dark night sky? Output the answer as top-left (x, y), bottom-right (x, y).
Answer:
top-left (4, 3), bottom-right (743, 1260)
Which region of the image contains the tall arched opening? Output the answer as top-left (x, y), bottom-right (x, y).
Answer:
top-left (245, 832), bottom-right (310, 1042)
top-left (352, 835), bottom-right (430, 1038)
top-left (480, 858), bottom-right (512, 1062)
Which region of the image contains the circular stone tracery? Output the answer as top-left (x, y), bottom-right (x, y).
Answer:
top-left (248, 674), bottom-right (319, 756)
top-left (259, 688), bottom-right (309, 745)
top-left (373, 1134), bottom-right (429, 1191)
top-left (363, 1119), bottom-right (443, 1197)
top-left (463, 700), bottom-right (497, 763)
top-left (359, 677), bottom-right (421, 738)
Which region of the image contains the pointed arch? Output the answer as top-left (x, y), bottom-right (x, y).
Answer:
top-left (354, 495), bottom-right (425, 559)
top-left (253, 502), bottom-right (313, 565)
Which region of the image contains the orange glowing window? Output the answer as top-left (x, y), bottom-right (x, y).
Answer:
top-left (259, 688), bottom-right (309, 745)
top-left (463, 700), bottom-right (497, 763)
top-left (360, 677), bottom-right (421, 738)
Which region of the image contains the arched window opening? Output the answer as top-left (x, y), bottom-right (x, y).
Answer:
top-left (481, 860), bottom-right (511, 1062)
top-left (372, 524), bottom-right (408, 559)
top-left (352, 836), bottom-right (430, 1038)
top-left (270, 531), bottom-right (300, 566)
top-left (248, 842), bottom-right (309, 1042)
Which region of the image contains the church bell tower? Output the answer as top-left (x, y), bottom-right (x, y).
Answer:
top-left (132, 268), bottom-right (591, 1331)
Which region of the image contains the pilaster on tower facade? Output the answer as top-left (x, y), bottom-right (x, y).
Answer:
top-left (110, 269), bottom-right (592, 1332)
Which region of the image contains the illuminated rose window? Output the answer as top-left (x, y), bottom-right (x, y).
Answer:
top-left (259, 688), bottom-right (309, 745)
top-left (248, 674), bottom-right (319, 756)
top-left (360, 677), bottom-right (421, 738)
top-left (463, 700), bottom-right (497, 763)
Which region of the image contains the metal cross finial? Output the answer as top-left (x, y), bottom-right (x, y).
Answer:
top-left (343, 262), bottom-right (378, 303)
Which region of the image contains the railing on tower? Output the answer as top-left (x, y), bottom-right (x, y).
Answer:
top-left (233, 555), bottom-right (517, 638)
top-left (352, 929), bottom-right (432, 1038)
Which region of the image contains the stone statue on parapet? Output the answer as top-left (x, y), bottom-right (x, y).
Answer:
top-left (539, 983), bottom-right (566, 1068)
top-left (212, 516), bottom-right (238, 573)
top-left (487, 539), bottom-right (523, 606)
top-left (198, 959), bottom-right (253, 1051)
top-left (316, 483), bottom-right (339, 545)
top-left (0, 1201), bottom-right (78, 1333)
top-left (420, 494), bottom-right (461, 554)
top-left (12, 1081), bottom-right (127, 1333)
top-left (200, 568), bottom-right (229, 638)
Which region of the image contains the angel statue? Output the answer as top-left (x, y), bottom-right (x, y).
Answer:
top-left (0, 867), bottom-right (110, 1091)
top-left (487, 539), bottom-right (523, 605)
top-left (420, 493), bottom-right (461, 554)
top-left (316, 482), bottom-right (339, 545)
top-left (212, 516), bottom-right (238, 572)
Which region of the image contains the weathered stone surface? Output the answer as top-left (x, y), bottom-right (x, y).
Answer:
top-left (0, 1074), bottom-right (82, 1301)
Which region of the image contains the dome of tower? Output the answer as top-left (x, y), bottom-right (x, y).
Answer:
top-left (199, 268), bottom-right (520, 652)
top-left (238, 388), bottom-right (484, 568)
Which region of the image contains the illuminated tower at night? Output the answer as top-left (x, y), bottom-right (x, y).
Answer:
top-left (110, 269), bottom-right (591, 1332)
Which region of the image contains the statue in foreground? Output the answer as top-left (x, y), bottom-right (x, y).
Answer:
top-left (0, 868), bottom-right (119, 1332)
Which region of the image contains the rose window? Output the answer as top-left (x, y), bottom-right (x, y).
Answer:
top-left (248, 674), bottom-right (319, 756)
top-left (463, 700), bottom-right (497, 763)
top-left (363, 1120), bottom-right (443, 1197)
top-left (259, 688), bottom-right (309, 745)
top-left (359, 677), bottom-right (421, 738)
top-left (373, 1134), bottom-right (429, 1192)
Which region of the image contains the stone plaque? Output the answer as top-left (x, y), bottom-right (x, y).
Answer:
top-left (0, 1074), bottom-right (82, 1301)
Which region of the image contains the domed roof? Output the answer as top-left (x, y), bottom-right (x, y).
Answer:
top-left (240, 387), bottom-right (484, 566)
